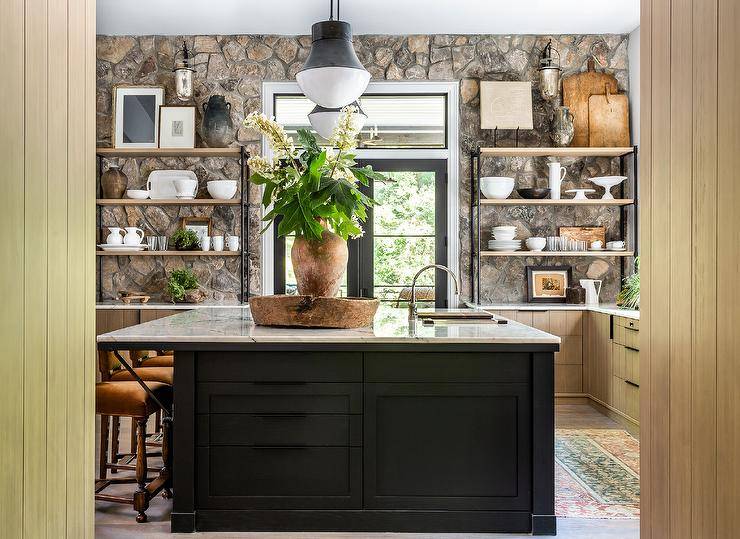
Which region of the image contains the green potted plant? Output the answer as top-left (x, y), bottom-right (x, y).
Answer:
top-left (166, 267), bottom-right (205, 303)
top-left (617, 256), bottom-right (640, 310)
top-left (170, 229), bottom-right (200, 251)
top-left (244, 106), bottom-right (385, 297)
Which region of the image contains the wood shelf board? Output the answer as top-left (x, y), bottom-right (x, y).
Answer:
top-left (96, 198), bottom-right (241, 206)
top-left (480, 251), bottom-right (635, 257)
top-left (96, 250), bottom-right (241, 257)
top-left (478, 147), bottom-right (635, 157)
top-left (96, 147), bottom-right (241, 157)
top-left (480, 198), bottom-right (634, 206)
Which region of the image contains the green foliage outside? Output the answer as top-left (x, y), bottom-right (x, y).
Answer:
top-left (167, 267), bottom-right (199, 302)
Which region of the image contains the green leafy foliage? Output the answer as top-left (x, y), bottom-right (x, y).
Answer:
top-left (617, 256), bottom-right (640, 310)
top-left (251, 129), bottom-right (384, 241)
top-left (171, 229), bottom-right (200, 251)
top-left (166, 267), bottom-right (199, 302)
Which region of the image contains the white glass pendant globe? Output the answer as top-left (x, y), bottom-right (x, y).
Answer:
top-left (308, 102), bottom-right (367, 140)
top-left (297, 20), bottom-right (370, 108)
top-left (297, 67), bottom-right (370, 109)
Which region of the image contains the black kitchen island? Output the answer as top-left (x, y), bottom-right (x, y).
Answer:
top-left (97, 307), bottom-right (560, 535)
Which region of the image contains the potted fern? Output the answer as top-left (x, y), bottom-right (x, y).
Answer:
top-left (244, 106), bottom-right (385, 297)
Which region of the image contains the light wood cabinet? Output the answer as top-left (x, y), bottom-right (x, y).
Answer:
top-left (584, 311), bottom-right (613, 404)
top-left (489, 309), bottom-right (583, 394)
top-left (140, 309), bottom-right (185, 323)
top-left (96, 309), bottom-right (140, 335)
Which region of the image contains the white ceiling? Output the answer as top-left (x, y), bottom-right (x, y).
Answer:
top-left (97, 0), bottom-right (640, 36)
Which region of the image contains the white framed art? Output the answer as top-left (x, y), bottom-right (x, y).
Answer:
top-left (158, 105), bottom-right (196, 149)
top-left (112, 85), bottom-right (164, 148)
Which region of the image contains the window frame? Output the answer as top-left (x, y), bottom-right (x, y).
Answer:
top-left (260, 81), bottom-right (460, 307)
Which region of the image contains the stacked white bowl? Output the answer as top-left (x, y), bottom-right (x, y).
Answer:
top-left (480, 177), bottom-right (515, 199)
top-left (488, 226), bottom-right (522, 251)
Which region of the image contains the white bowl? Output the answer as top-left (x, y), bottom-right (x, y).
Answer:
top-left (480, 177), bottom-right (515, 199)
top-left (493, 231), bottom-right (516, 240)
top-left (174, 178), bottom-right (198, 198)
top-left (207, 180), bottom-right (238, 200)
top-left (526, 237), bottom-right (547, 251)
top-left (126, 189), bottom-right (149, 199)
top-left (492, 225), bottom-right (517, 232)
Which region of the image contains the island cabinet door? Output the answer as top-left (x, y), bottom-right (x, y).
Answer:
top-left (363, 382), bottom-right (532, 511)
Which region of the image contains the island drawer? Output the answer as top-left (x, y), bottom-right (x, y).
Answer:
top-left (196, 382), bottom-right (363, 414)
top-left (613, 321), bottom-right (639, 350)
top-left (197, 413), bottom-right (362, 447)
top-left (365, 352), bottom-right (531, 382)
top-left (196, 351), bottom-right (362, 382)
top-left (196, 446), bottom-right (362, 509)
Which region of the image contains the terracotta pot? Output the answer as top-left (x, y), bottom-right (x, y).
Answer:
top-left (291, 229), bottom-right (348, 297)
top-left (101, 164), bottom-right (128, 199)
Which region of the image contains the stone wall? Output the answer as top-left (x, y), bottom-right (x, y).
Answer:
top-left (96, 32), bottom-right (631, 303)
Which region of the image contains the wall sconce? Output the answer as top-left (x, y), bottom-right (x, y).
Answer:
top-left (538, 39), bottom-right (562, 101)
top-left (173, 41), bottom-right (195, 102)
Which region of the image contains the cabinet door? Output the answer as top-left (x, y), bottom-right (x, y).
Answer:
top-left (364, 382), bottom-right (531, 511)
top-left (586, 312), bottom-right (613, 404)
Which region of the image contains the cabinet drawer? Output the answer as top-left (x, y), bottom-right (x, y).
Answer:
top-left (365, 352), bottom-right (531, 383)
top-left (197, 413), bottom-right (362, 447)
top-left (613, 323), bottom-right (640, 350)
top-left (197, 351), bottom-right (362, 382)
top-left (197, 382), bottom-right (362, 414)
top-left (197, 446), bottom-right (362, 509)
top-left (611, 376), bottom-right (639, 421)
top-left (614, 316), bottom-right (639, 331)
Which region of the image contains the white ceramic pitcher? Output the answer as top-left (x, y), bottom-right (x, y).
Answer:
top-left (106, 227), bottom-right (125, 245)
top-left (123, 227), bottom-right (145, 246)
top-left (580, 279), bottom-right (603, 306)
top-left (548, 162), bottom-right (567, 200)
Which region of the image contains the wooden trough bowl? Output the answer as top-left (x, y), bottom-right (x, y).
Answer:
top-left (249, 295), bottom-right (380, 329)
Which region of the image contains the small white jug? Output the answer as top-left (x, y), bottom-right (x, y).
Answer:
top-left (580, 279), bottom-right (603, 306)
top-left (106, 227), bottom-right (125, 245)
top-left (548, 162), bottom-right (567, 200)
top-left (123, 227), bottom-right (145, 246)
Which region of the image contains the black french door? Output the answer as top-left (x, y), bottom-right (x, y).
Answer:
top-left (274, 159), bottom-right (448, 308)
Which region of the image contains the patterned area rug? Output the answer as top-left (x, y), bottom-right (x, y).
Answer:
top-left (556, 428), bottom-right (640, 519)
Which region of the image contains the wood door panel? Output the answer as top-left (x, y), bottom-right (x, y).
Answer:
top-left (364, 382), bottom-right (531, 511)
top-left (555, 364), bottom-right (583, 393)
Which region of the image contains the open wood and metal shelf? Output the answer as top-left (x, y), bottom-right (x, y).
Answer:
top-left (96, 146), bottom-right (250, 302)
top-left (96, 250), bottom-right (241, 257)
top-left (480, 198), bottom-right (634, 206)
top-left (97, 198), bottom-right (240, 206)
top-left (480, 250), bottom-right (635, 257)
top-left (469, 145), bottom-right (639, 305)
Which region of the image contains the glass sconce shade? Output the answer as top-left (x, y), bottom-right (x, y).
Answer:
top-left (539, 67), bottom-right (561, 101)
top-left (307, 102), bottom-right (367, 140)
top-left (297, 20), bottom-right (370, 108)
top-left (174, 67), bottom-right (194, 101)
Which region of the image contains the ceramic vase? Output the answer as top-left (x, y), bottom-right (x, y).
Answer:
top-left (291, 229), bottom-right (348, 297)
top-left (201, 95), bottom-right (234, 147)
top-left (550, 106), bottom-right (575, 147)
top-left (100, 164), bottom-right (128, 199)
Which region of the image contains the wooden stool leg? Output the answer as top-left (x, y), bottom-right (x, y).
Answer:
top-left (99, 415), bottom-right (109, 480)
top-left (161, 415), bottom-right (172, 499)
top-left (155, 409), bottom-right (162, 433)
top-left (133, 419), bottom-right (149, 523)
top-left (110, 417), bottom-right (120, 474)
top-left (130, 417), bottom-right (136, 454)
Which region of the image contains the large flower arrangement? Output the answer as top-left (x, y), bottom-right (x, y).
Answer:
top-left (244, 106), bottom-right (385, 242)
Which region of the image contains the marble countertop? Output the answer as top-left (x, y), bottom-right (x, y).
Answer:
top-left (97, 306), bottom-right (561, 345)
top-left (467, 302), bottom-right (640, 320)
top-left (96, 300), bottom-right (242, 310)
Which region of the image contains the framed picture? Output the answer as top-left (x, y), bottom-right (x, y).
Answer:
top-left (159, 105), bottom-right (196, 149)
top-left (112, 85), bottom-right (165, 148)
top-left (526, 265), bottom-right (572, 303)
top-left (480, 81), bottom-right (534, 130)
top-left (181, 217), bottom-right (211, 242)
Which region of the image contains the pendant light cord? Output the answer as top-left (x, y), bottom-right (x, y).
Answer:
top-left (328, 0), bottom-right (340, 20)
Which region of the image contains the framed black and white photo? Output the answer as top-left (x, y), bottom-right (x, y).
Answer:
top-left (159, 105), bottom-right (196, 149)
top-left (112, 85), bottom-right (164, 148)
top-left (526, 265), bottom-right (572, 303)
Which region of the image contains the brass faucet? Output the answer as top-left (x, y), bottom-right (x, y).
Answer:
top-left (408, 264), bottom-right (460, 321)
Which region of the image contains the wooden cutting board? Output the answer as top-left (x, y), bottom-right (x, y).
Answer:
top-left (562, 58), bottom-right (618, 147)
top-left (558, 226), bottom-right (606, 246)
top-left (588, 91), bottom-right (631, 147)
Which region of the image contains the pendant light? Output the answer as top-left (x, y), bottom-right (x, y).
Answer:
top-left (308, 101), bottom-right (367, 140)
top-left (296, 0), bottom-right (371, 108)
top-left (173, 41), bottom-right (195, 101)
top-left (538, 39), bottom-right (562, 102)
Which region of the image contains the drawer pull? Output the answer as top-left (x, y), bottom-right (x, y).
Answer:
top-left (625, 325), bottom-right (639, 332)
top-left (625, 346), bottom-right (639, 353)
top-left (253, 381), bottom-right (308, 385)
top-left (252, 445), bottom-right (310, 450)
top-left (255, 413), bottom-right (308, 420)
top-left (624, 379), bottom-right (639, 388)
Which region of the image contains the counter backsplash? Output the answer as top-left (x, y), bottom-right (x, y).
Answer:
top-left (96, 32), bottom-right (632, 303)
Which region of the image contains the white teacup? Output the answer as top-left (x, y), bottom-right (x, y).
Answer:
top-left (201, 236), bottom-right (211, 251)
top-left (227, 235), bottom-right (239, 251)
top-left (591, 240), bottom-right (603, 249)
top-left (212, 235), bottom-right (224, 252)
